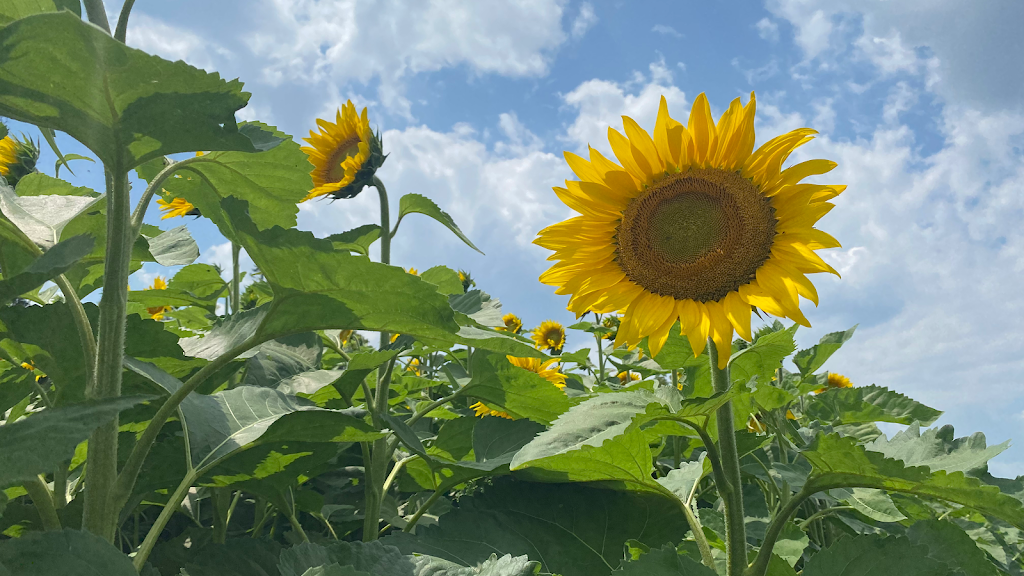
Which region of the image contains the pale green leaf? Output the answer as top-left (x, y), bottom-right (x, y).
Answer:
top-left (397, 193), bottom-right (482, 254)
top-left (145, 225), bottom-right (199, 266)
top-left (0, 183), bottom-right (101, 249)
top-left (866, 424), bottom-right (1008, 474)
top-left (829, 487), bottom-right (907, 522)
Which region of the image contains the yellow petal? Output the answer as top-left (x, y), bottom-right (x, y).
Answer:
top-left (688, 93), bottom-right (716, 166)
top-left (704, 301), bottom-right (733, 369)
top-left (653, 96), bottom-right (684, 170)
top-left (680, 300), bottom-right (710, 356)
top-left (564, 151), bottom-right (604, 183)
top-left (648, 308), bottom-right (678, 357)
top-left (723, 291), bottom-right (753, 341)
top-left (608, 127), bottom-right (649, 183)
top-left (622, 115), bottom-right (664, 174)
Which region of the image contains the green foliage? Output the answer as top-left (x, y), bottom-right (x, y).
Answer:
top-left (805, 385), bottom-right (942, 426)
top-left (0, 529), bottom-right (138, 575)
top-left (616, 544), bottom-right (716, 575)
top-left (396, 193), bottom-right (483, 254)
top-left (0, 234), bottom-right (92, 304)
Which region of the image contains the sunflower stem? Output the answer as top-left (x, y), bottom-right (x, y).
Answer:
top-left (594, 313), bottom-right (606, 384)
top-left (231, 242), bottom-right (241, 314)
top-left (82, 167), bottom-right (132, 542)
top-left (708, 337), bottom-right (746, 576)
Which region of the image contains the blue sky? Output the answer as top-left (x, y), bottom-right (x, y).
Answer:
top-left (26, 0), bottom-right (1024, 475)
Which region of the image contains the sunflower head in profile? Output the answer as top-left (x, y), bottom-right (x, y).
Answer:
top-left (531, 320), bottom-right (566, 354)
top-left (301, 100), bottom-right (385, 202)
top-left (508, 355), bottom-right (567, 390)
top-left (406, 357), bottom-right (422, 376)
top-left (815, 372), bottom-right (853, 394)
top-left (470, 401), bottom-right (513, 420)
top-left (145, 277), bottom-right (172, 320)
top-left (157, 197), bottom-right (201, 219)
top-left (458, 269), bottom-right (476, 291)
top-left (0, 134), bottom-right (39, 187)
top-left (536, 92), bottom-right (844, 368)
top-left (498, 313), bottom-right (523, 335)
top-left (617, 371), bottom-right (641, 384)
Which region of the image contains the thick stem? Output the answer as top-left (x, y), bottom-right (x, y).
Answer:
top-left (211, 488), bottom-right (232, 544)
top-left (82, 169), bottom-right (132, 542)
top-left (24, 475), bottom-right (61, 531)
top-left (231, 243), bottom-right (241, 314)
top-left (360, 441), bottom-right (378, 541)
top-left (133, 471), bottom-right (198, 571)
top-left (82, 0), bottom-right (111, 33)
top-left (112, 336), bottom-right (261, 514)
top-left (113, 0), bottom-right (135, 42)
top-left (52, 465), bottom-right (68, 509)
top-left (679, 496), bottom-right (716, 570)
top-left (708, 337), bottom-right (746, 576)
top-left (364, 357), bottom-right (398, 542)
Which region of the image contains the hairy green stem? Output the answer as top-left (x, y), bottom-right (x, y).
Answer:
top-left (112, 336), bottom-right (261, 514)
top-left (678, 495), bottom-right (716, 569)
top-left (129, 156), bottom-right (206, 241)
top-left (82, 0), bottom-right (111, 32)
top-left (133, 470), bottom-right (198, 571)
top-left (82, 168), bottom-right (131, 542)
top-left (113, 0), bottom-right (135, 42)
top-left (798, 505), bottom-right (854, 530)
top-left (708, 338), bottom-right (746, 576)
top-left (52, 465), bottom-right (68, 509)
top-left (594, 314), bottom-right (605, 384)
top-left (24, 475), bottom-right (61, 531)
top-left (745, 487), bottom-right (815, 576)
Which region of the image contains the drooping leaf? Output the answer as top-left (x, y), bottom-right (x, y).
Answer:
top-left (867, 424), bottom-right (1009, 474)
top-left (464, 351), bottom-right (570, 425)
top-left (801, 534), bottom-right (956, 576)
top-left (906, 519), bottom-right (1001, 576)
top-left (396, 193), bottom-right (482, 254)
top-left (0, 396), bottom-right (149, 486)
top-left (450, 290), bottom-right (504, 327)
top-left (145, 225), bottom-right (200, 266)
top-left (243, 332), bottom-right (322, 388)
top-left (829, 487), bottom-right (907, 522)
top-left (793, 326), bottom-right (857, 376)
top-left (325, 224), bottom-right (380, 256)
top-left (419, 266), bottom-right (464, 295)
top-left (472, 417), bottom-right (544, 468)
top-left (615, 543), bottom-right (716, 575)
top-left (0, 183), bottom-right (101, 249)
top-left (152, 122), bottom-right (310, 231)
top-left (12, 172), bottom-right (97, 198)
top-left (179, 306), bottom-right (268, 360)
top-left (655, 454), bottom-right (707, 504)
top-left (0, 234), bottom-right (92, 304)
top-left (802, 434), bottom-right (1024, 529)
top-left (169, 263), bottom-right (228, 299)
top-left (806, 385), bottom-right (942, 426)
top-left (0, 529), bottom-right (138, 575)
top-left (383, 479), bottom-right (689, 576)
top-left (0, 12), bottom-right (254, 167)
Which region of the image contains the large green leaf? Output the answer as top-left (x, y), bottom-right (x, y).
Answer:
top-left (616, 544), bottom-right (716, 575)
top-left (0, 301), bottom-right (97, 405)
top-left (655, 455), bottom-right (706, 504)
top-left (0, 529), bottom-right (137, 575)
top-left (0, 0), bottom-right (79, 26)
top-left (0, 12), bottom-right (253, 167)
top-left (279, 541), bottom-right (411, 576)
top-left (806, 385), bottom-right (943, 426)
top-left (792, 326), bottom-right (856, 376)
top-left (0, 234), bottom-right (92, 303)
top-left (866, 424), bottom-right (1009, 474)
top-left (463, 351), bottom-right (570, 425)
top-left (396, 193), bottom-right (482, 254)
top-left (0, 396), bottom-right (149, 486)
top-left (152, 122), bottom-right (310, 231)
top-left (0, 182), bottom-right (100, 249)
top-left (175, 539), bottom-right (284, 576)
top-left (383, 479), bottom-right (689, 576)
top-left (419, 266), bottom-right (464, 296)
top-left (906, 520), bottom-right (1001, 576)
top-left (828, 487), bottom-right (907, 522)
top-left (242, 332), bottom-right (322, 388)
top-left (801, 534), bottom-right (958, 576)
top-left (801, 434), bottom-right (1024, 528)
top-left (145, 225), bottom-right (200, 266)
top-left (13, 172), bottom-right (97, 198)
top-left (727, 324), bottom-right (798, 386)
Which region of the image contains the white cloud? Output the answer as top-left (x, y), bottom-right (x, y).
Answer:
top-left (652, 24), bottom-right (682, 38)
top-left (882, 81), bottom-right (917, 125)
top-left (247, 0), bottom-right (569, 117)
top-left (732, 57), bottom-right (779, 85)
top-left (126, 13), bottom-right (232, 71)
top-left (811, 97), bottom-right (836, 133)
top-left (766, 0), bottom-right (1024, 111)
top-left (571, 2), bottom-right (598, 40)
top-left (755, 17), bottom-right (779, 42)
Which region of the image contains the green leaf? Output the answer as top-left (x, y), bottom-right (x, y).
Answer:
top-left (279, 541), bottom-right (410, 576)
top-left (0, 529), bottom-right (138, 575)
top-left (655, 454), bottom-right (706, 504)
top-left (383, 479), bottom-right (689, 576)
top-left (242, 332), bottom-right (322, 388)
top-left (299, 566), bottom-right (372, 576)
top-left (806, 384), bottom-right (942, 426)
top-left (464, 351), bottom-right (570, 425)
top-left (829, 487), bottom-right (907, 522)
top-left (145, 225), bottom-right (199, 267)
top-left (802, 534), bottom-right (956, 576)
top-left (0, 396), bottom-right (149, 486)
top-left (0, 234), bottom-right (92, 304)
top-left (0, 182), bottom-right (101, 249)
top-left (866, 424), bottom-right (1009, 474)
top-left (0, 12), bottom-right (254, 167)
top-left (906, 520), bottom-right (1001, 576)
top-left (773, 521), bottom-right (809, 567)
top-left (396, 193), bottom-right (482, 254)
top-left (169, 263), bottom-right (228, 299)
top-left (728, 323), bottom-right (798, 386)
top-left (450, 290), bottom-right (503, 327)
top-left (54, 154), bottom-right (94, 178)
top-left (384, 413), bottom-right (429, 459)
top-left (179, 306), bottom-right (268, 360)
top-left (616, 543), bottom-right (716, 575)
top-left (325, 224), bottom-right (380, 256)
top-left (419, 266), bottom-right (464, 295)
top-left (154, 122), bottom-right (310, 231)
top-left (175, 539), bottom-right (284, 576)
top-left (792, 326), bottom-right (856, 376)
top-left (13, 172), bottom-right (97, 198)
top-left (0, 0), bottom-right (77, 26)
top-left (802, 434), bottom-right (1024, 529)
top-left (644, 324), bottom-right (704, 371)
top-left (472, 417), bottom-right (544, 468)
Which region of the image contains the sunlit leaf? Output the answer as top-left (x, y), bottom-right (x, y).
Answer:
top-left (464, 351), bottom-right (570, 425)
top-left (0, 182), bottom-right (101, 249)
top-left (792, 326), bottom-right (857, 376)
top-left (145, 225), bottom-right (199, 267)
top-left (806, 385), bottom-right (943, 426)
top-left (866, 424), bottom-right (1009, 474)
top-left (396, 193), bottom-right (482, 254)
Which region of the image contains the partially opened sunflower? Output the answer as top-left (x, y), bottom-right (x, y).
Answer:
top-left (301, 100), bottom-right (384, 202)
top-left (536, 93), bottom-right (844, 368)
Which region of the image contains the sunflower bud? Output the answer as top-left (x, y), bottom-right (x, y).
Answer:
top-left (0, 134), bottom-right (39, 187)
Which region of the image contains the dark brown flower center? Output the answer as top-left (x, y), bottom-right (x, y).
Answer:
top-left (616, 168), bottom-right (776, 302)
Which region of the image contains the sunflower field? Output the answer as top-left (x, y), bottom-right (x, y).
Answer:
top-left (0, 3), bottom-right (1021, 576)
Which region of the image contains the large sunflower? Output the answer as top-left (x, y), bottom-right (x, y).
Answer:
top-left (301, 100), bottom-right (384, 202)
top-left (536, 93), bottom-right (844, 368)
